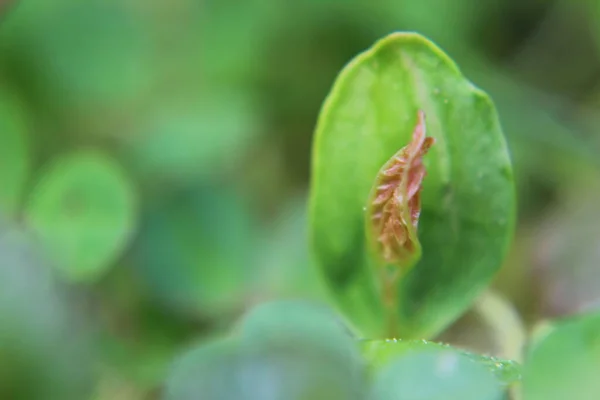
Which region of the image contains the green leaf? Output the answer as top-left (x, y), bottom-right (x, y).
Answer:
top-left (130, 186), bottom-right (257, 316)
top-left (522, 311), bottom-right (600, 400)
top-left (167, 337), bottom-right (365, 400)
top-left (362, 339), bottom-right (521, 387)
top-left (25, 151), bottom-right (137, 282)
top-left (164, 301), bottom-right (367, 400)
top-left (0, 0), bottom-right (153, 106)
top-left (123, 92), bottom-right (259, 185)
top-left (0, 90), bottom-right (30, 217)
top-left (368, 345), bottom-right (504, 400)
top-left (309, 32), bottom-right (515, 339)
top-left (238, 300), bottom-right (364, 378)
top-left (256, 196), bottom-right (329, 300)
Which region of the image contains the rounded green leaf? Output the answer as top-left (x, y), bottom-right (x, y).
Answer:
top-left (0, 90), bottom-right (30, 217)
top-left (164, 302), bottom-right (367, 400)
top-left (522, 311), bottom-right (600, 400)
top-left (369, 346), bottom-right (504, 400)
top-left (362, 339), bottom-right (521, 388)
top-left (25, 151), bottom-right (137, 282)
top-left (309, 32), bottom-right (515, 338)
top-left (238, 300), bottom-right (364, 379)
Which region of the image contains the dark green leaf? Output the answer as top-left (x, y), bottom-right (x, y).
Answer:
top-left (309, 32), bottom-right (515, 338)
top-left (131, 186), bottom-right (256, 316)
top-left (25, 151), bottom-right (137, 282)
top-left (522, 311), bottom-right (600, 400)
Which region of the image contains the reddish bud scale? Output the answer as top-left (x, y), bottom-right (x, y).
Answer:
top-left (367, 110), bottom-right (434, 266)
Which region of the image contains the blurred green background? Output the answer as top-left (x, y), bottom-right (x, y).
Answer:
top-left (1, 0), bottom-right (600, 398)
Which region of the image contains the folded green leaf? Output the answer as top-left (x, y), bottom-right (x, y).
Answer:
top-left (309, 32), bottom-right (515, 339)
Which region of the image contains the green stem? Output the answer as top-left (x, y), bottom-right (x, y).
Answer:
top-left (379, 248), bottom-right (421, 339)
top-left (380, 267), bottom-right (400, 338)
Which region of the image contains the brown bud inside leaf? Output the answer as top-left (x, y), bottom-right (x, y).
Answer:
top-left (367, 110), bottom-right (434, 267)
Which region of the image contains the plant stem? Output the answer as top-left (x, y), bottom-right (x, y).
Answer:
top-left (381, 267), bottom-right (401, 338)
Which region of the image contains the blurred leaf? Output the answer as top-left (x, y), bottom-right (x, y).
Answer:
top-left (522, 311), bottom-right (600, 400)
top-left (124, 92), bottom-right (259, 185)
top-left (164, 301), bottom-right (367, 400)
top-left (0, 222), bottom-right (94, 399)
top-left (0, 89), bottom-right (30, 217)
top-left (309, 32), bottom-right (515, 339)
top-left (0, 0), bottom-right (153, 107)
top-left (368, 345), bottom-right (505, 400)
top-left (163, 338), bottom-right (240, 400)
top-left (25, 151), bottom-right (137, 282)
top-left (377, 0), bottom-right (499, 54)
top-left (238, 300), bottom-right (363, 376)
top-left (131, 186), bottom-right (256, 316)
top-left (363, 339), bottom-right (521, 387)
top-left (256, 196), bottom-right (328, 300)
top-left (196, 0), bottom-right (278, 85)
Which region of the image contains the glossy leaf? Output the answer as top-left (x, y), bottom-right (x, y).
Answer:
top-left (25, 151), bottom-right (137, 282)
top-left (522, 311), bottom-right (600, 400)
top-left (369, 346), bottom-right (504, 400)
top-left (0, 90), bottom-right (30, 217)
top-left (309, 32), bottom-right (515, 338)
top-left (362, 339), bottom-right (521, 387)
